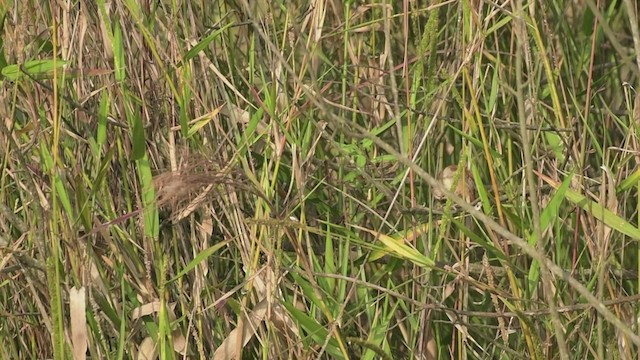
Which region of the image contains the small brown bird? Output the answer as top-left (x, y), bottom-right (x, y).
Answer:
top-left (432, 165), bottom-right (475, 203)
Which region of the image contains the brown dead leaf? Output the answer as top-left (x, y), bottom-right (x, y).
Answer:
top-left (69, 287), bottom-right (87, 360)
top-left (172, 330), bottom-right (187, 356)
top-left (131, 301), bottom-right (177, 321)
top-left (132, 309), bottom-right (186, 358)
top-left (213, 300), bottom-right (269, 360)
top-left (136, 337), bottom-right (157, 360)
top-left (270, 303), bottom-right (299, 338)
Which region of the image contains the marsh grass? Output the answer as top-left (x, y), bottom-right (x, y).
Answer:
top-left (1, 1), bottom-right (640, 359)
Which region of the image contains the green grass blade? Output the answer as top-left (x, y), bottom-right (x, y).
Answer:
top-left (538, 171), bottom-right (640, 240)
top-left (353, 225), bottom-right (435, 268)
top-left (183, 23), bottom-right (234, 63)
top-left (281, 301), bottom-right (344, 359)
top-left (616, 167), bottom-right (640, 193)
top-left (1, 59), bottom-right (68, 81)
top-left (167, 240), bottom-right (231, 283)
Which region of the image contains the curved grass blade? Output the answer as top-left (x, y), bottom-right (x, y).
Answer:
top-left (616, 167), bottom-right (640, 193)
top-left (537, 170), bottom-right (640, 240)
top-left (352, 225), bottom-right (435, 268)
top-left (1, 59), bottom-right (68, 81)
top-left (281, 301), bottom-right (344, 359)
top-left (528, 171), bottom-right (573, 289)
top-left (168, 240), bottom-right (230, 284)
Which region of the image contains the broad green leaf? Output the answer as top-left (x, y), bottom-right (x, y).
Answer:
top-left (125, 102), bottom-right (146, 161)
top-left (545, 132), bottom-right (565, 163)
top-left (362, 298), bottom-right (396, 360)
top-left (488, 61), bottom-right (499, 111)
top-left (539, 171), bottom-right (572, 232)
top-left (97, 92), bottom-right (109, 146)
top-left (527, 258), bottom-right (541, 294)
top-left (289, 272), bottom-right (324, 311)
top-left (529, 171), bottom-right (574, 246)
top-left (40, 144), bottom-right (74, 218)
top-left (471, 163), bottom-right (492, 214)
top-left (485, 16), bottom-right (512, 36)
top-left (136, 156), bottom-right (158, 240)
top-left (113, 23), bottom-right (125, 82)
top-left (447, 123), bottom-right (502, 158)
top-left (0, 9), bottom-right (7, 70)
top-left (167, 240), bottom-right (230, 283)
top-left (183, 23), bottom-right (234, 63)
top-left (123, 0), bottom-right (142, 18)
top-left (361, 119), bottom-right (395, 149)
top-left (616, 167), bottom-right (640, 193)
top-left (528, 172), bottom-right (572, 289)
top-left (323, 224), bottom-right (336, 291)
top-left (537, 171), bottom-right (640, 241)
top-left (282, 301), bottom-right (344, 359)
top-left (450, 217), bottom-right (509, 262)
top-left (88, 146), bottom-right (115, 198)
top-left (237, 107), bottom-right (265, 156)
top-left (1, 59), bottom-right (68, 81)
top-left (187, 105), bottom-right (223, 138)
top-left (353, 225), bottom-right (434, 268)
top-left (179, 65), bottom-right (192, 136)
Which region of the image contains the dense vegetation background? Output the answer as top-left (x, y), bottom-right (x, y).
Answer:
top-left (1, 0), bottom-right (640, 359)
